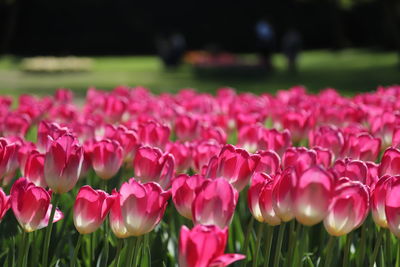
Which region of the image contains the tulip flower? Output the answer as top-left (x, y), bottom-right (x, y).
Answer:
top-left (294, 166), bottom-right (334, 226)
top-left (272, 168), bottom-right (296, 222)
top-left (18, 141), bottom-right (37, 176)
top-left (371, 175), bottom-right (392, 228)
top-left (237, 124), bottom-right (262, 153)
top-left (313, 146), bottom-right (333, 168)
top-left (110, 190), bottom-right (131, 238)
top-left (282, 147), bottom-right (316, 176)
top-left (258, 128), bottom-right (292, 156)
top-left (133, 146), bottom-right (175, 189)
top-left (119, 178), bottom-right (171, 236)
top-left (309, 126), bottom-right (344, 157)
top-left (378, 147), bottom-right (400, 177)
top-left (192, 178), bottom-right (238, 228)
top-left (44, 134), bottom-right (84, 194)
top-left (10, 178), bottom-right (63, 232)
top-left (205, 144), bottom-right (260, 192)
top-left (192, 140), bottom-right (222, 173)
top-left (280, 109), bottom-right (314, 143)
top-left (73, 185), bottom-right (115, 234)
top-left (254, 150), bottom-right (281, 176)
top-left (199, 125), bottom-right (227, 144)
top-left (175, 114), bottom-right (199, 141)
top-left (37, 121), bottom-right (70, 153)
top-left (0, 138), bottom-right (19, 182)
top-left (0, 187), bottom-right (10, 221)
top-left (24, 152), bottom-right (46, 188)
top-left (385, 176), bottom-right (400, 237)
top-left (341, 133), bottom-right (381, 162)
top-left (2, 112), bottom-right (31, 137)
top-left (366, 161), bottom-right (379, 187)
top-left (103, 94), bottom-right (128, 123)
top-left (332, 158), bottom-right (368, 184)
top-left (172, 174), bottom-right (208, 220)
top-left (324, 179), bottom-right (370, 236)
top-left (166, 142), bottom-right (192, 173)
top-left (91, 139), bottom-right (123, 180)
top-left (179, 225), bottom-right (245, 267)
top-left (248, 172), bottom-right (281, 225)
top-left (104, 124), bottom-right (139, 162)
top-left (138, 120), bottom-right (170, 149)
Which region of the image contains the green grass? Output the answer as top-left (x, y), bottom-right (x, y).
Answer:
top-left (0, 49), bottom-right (398, 97)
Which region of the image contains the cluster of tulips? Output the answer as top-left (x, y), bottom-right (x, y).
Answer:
top-left (0, 85), bottom-right (400, 267)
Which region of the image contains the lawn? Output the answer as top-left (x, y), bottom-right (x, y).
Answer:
top-left (0, 49), bottom-right (398, 97)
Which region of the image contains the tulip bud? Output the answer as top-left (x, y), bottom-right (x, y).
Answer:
top-left (24, 152), bottom-right (46, 188)
top-left (92, 139), bottom-right (123, 180)
top-left (379, 147), bottom-right (400, 177)
top-left (10, 178), bottom-right (63, 232)
top-left (324, 179), bottom-right (369, 236)
top-left (385, 176), bottom-right (400, 237)
top-left (294, 166), bottom-right (334, 226)
top-left (73, 185), bottom-right (115, 234)
top-left (172, 174), bottom-right (208, 220)
top-left (193, 178), bottom-right (238, 228)
top-left (44, 134), bottom-right (84, 194)
top-left (133, 146), bottom-right (175, 189)
top-left (0, 187), bottom-right (10, 221)
top-left (179, 225), bottom-right (245, 267)
top-left (119, 178), bottom-right (171, 236)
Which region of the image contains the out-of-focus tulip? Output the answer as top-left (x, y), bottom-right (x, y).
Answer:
top-left (24, 152), bottom-right (46, 188)
top-left (332, 158), bottom-right (368, 184)
top-left (280, 110), bottom-right (314, 143)
top-left (205, 144), bottom-right (260, 192)
top-left (0, 138), bottom-right (19, 181)
top-left (133, 146), bottom-right (175, 189)
top-left (371, 175), bottom-right (392, 228)
top-left (104, 124), bottom-right (139, 162)
top-left (103, 94), bottom-right (128, 123)
top-left (192, 141), bottom-right (222, 173)
top-left (10, 178), bottom-right (63, 232)
top-left (138, 121), bottom-right (170, 149)
top-left (91, 139), bottom-right (123, 180)
top-left (0, 187), bottom-right (10, 221)
top-left (294, 166), bottom-right (334, 226)
top-left (17, 141), bottom-right (37, 176)
top-left (44, 134), bottom-right (84, 194)
top-left (258, 128), bottom-right (292, 156)
top-left (179, 225), bottom-right (245, 267)
top-left (248, 172), bottom-right (281, 225)
top-left (175, 114), bottom-right (199, 141)
top-left (192, 178), bottom-right (238, 228)
top-left (385, 176), bottom-right (400, 237)
top-left (313, 146), bottom-right (333, 168)
top-left (119, 178), bottom-right (171, 236)
top-left (341, 133), bottom-right (381, 162)
top-left (172, 174), bottom-right (208, 220)
top-left (199, 125), bottom-right (227, 144)
top-left (309, 126), bottom-right (344, 157)
top-left (324, 179), bottom-right (369, 236)
top-left (254, 150), bottom-right (281, 176)
top-left (54, 88), bottom-right (73, 103)
top-left (379, 147), bottom-right (400, 177)
top-left (1, 112), bottom-right (31, 137)
top-left (73, 185), bottom-right (115, 234)
top-left (282, 147), bottom-right (316, 176)
top-left (272, 168), bottom-right (296, 222)
top-left (366, 161), bottom-right (379, 187)
top-left (37, 121), bottom-right (70, 153)
top-left (166, 142), bottom-right (192, 173)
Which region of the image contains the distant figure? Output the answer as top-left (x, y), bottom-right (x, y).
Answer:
top-left (155, 32), bottom-right (186, 68)
top-left (255, 19), bottom-right (275, 70)
top-left (282, 29), bottom-right (302, 74)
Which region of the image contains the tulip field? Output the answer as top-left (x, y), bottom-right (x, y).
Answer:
top-left (1, 85), bottom-right (400, 267)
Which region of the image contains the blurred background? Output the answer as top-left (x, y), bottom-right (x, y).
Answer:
top-left (0, 0), bottom-right (399, 96)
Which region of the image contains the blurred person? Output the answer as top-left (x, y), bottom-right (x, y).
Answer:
top-left (255, 18), bottom-right (275, 70)
top-left (170, 32), bottom-right (186, 66)
top-left (282, 28), bottom-right (302, 74)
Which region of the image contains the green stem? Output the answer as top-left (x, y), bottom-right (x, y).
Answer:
top-left (369, 228), bottom-right (384, 267)
top-left (396, 241), bottom-right (400, 267)
top-left (126, 237), bottom-right (136, 267)
top-left (356, 223), bottom-right (367, 267)
top-left (343, 232), bottom-right (353, 267)
top-left (252, 223), bottom-right (265, 267)
top-left (17, 231), bottom-right (26, 267)
top-left (42, 194), bottom-right (59, 267)
top-left (132, 235), bottom-right (143, 266)
top-left (324, 235), bottom-right (336, 267)
top-left (386, 229), bottom-right (392, 266)
top-left (263, 225), bottom-right (274, 267)
top-left (273, 223), bottom-right (286, 267)
top-left (114, 239), bottom-right (123, 267)
top-left (103, 219), bottom-right (109, 267)
top-left (241, 216), bottom-right (254, 260)
top-left (71, 234), bottom-right (82, 267)
top-left (286, 220), bottom-right (296, 267)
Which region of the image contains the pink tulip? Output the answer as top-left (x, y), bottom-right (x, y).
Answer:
top-left (17, 141), bottom-right (37, 176)
top-left (254, 150), bottom-right (281, 176)
top-left (309, 126), bottom-right (344, 157)
top-left (192, 141), bottom-right (222, 173)
top-left (92, 139), bottom-right (123, 180)
top-left (385, 176), bottom-right (400, 237)
top-left (205, 144), bottom-right (260, 192)
top-left (258, 128), bottom-right (292, 156)
top-left (313, 146), bottom-right (333, 168)
top-left (175, 114), bottom-right (199, 141)
top-left (282, 147), bottom-right (316, 176)
top-left (44, 134), bottom-right (84, 194)
top-left (172, 174), bottom-right (209, 220)
top-left (379, 147), bottom-right (400, 177)
top-left (138, 120), bottom-right (170, 149)
top-left (272, 168), bottom-right (296, 222)
top-left (166, 142), bottom-right (192, 173)
top-left (192, 178), bottom-right (238, 228)
top-left (133, 146), bottom-right (175, 189)
top-left (341, 133), bottom-right (381, 162)
top-left (119, 178), bottom-right (171, 236)
top-left (238, 124), bottom-right (262, 153)
top-left (332, 158), bottom-right (368, 184)
top-left (0, 138), bottom-right (19, 181)
top-left (110, 190), bottom-right (131, 238)
top-left (37, 121), bottom-right (70, 153)
top-left (104, 124), bottom-right (139, 162)
top-left (199, 125), bottom-right (227, 144)
top-left (179, 225), bottom-right (245, 267)
top-left (54, 88), bottom-right (73, 103)
top-left (0, 187), bottom-right (10, 221)
top-left (366, 161), bottom-right (379, 187)
top-left (280, 110), bottom-right (313, 142)
top-left (73, 185), bottom-right (115, 234)
top-left (1, 112), bottom-right (31, 137)
top-left (24, 152), bottom-right (46, 188)
top-left (324, 179), bottom-right (369, 236)
top-left (103, 94), bottom-right (128, 123)
top-left (371, 175), bottom-right (392, 228)
top-left (10, 178), bottom-right (63, 232)
top-left (248, 172), bottom-right (281, 225)
top-left (294, 166), bottom-right (334, 226)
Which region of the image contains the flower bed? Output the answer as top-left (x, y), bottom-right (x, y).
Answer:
top-left (0, 85), bottom-right (400, 266)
